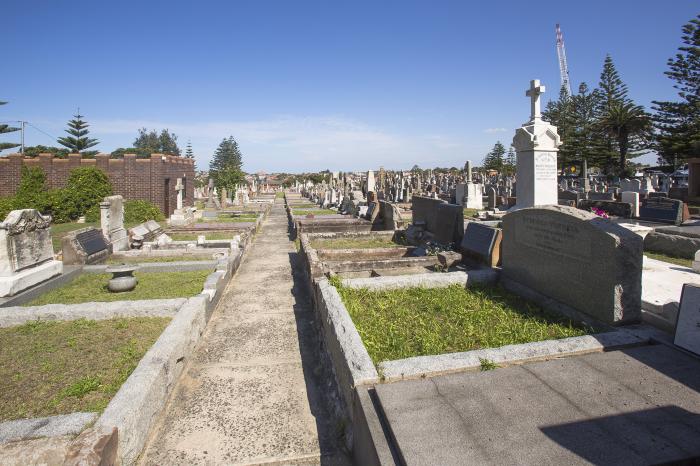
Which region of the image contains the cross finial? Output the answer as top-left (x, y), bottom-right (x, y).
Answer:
top-left (525, 79), bottom-right (545, 121)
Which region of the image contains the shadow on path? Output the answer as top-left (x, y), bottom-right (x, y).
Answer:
top-left (287, 248), bottom-right (352, 466)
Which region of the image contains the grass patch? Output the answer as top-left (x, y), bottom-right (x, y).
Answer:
top-left (0, 317), bottom-right (170, 421)
top-left (292, 209), bottom-right (337, 216)
top-left (337, 283), bottom-right (592, 365)
top-left (463, 208), bottom-right (479, 218)
top-left (311, 236), bottom-right (404, 250)
top-left (106, 255), bottom-right (214, 264)
top-left (169, 232), bottom-right (234, 241)
top-left (276, 191), bottom-right (285, 198)
top-left (645, 251), bottom-right (692, 268)
top-left (24, 270), bottom-right (211, 306)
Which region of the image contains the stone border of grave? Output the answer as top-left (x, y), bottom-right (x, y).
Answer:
top-left (0, 236), bottom-right (250, 464)
top-left (298, 230), bottom-right (397, 279)
top-left (311, 273), bottom-right (652, 433)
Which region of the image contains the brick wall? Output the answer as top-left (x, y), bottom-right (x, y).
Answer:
top-left (0, 153), bottom-right (195, 216)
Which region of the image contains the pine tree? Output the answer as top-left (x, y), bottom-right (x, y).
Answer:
top-left (209, 136), bottom-right (244, 191)
top-left (57, 112), bottom-right (99, 153)
top-left (543, 86), bottom-right (575, 173)
top-left (595, 55), bottom-right (629, 171)
top-left (185, 140), bottom-right (194, 159)
top-left (566, 83), bottom-right (605, 172)
top-left (0, 101), bottom-right (20, 152)
top-left (483, 141), bottom-right (506, 172)
top-left (505, 146), bottom-right (516, 174)
top-left (652, 14), bottom-right (700, 166)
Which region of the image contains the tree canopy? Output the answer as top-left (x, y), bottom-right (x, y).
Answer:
top-left (209, 136), bottom-right (245, 191)
top-left (0, 101), bottom-right (20, 152)
top-left (57, 113), bottom-right (99, 154)
top-left (652, 14), bottom-right (700, 166)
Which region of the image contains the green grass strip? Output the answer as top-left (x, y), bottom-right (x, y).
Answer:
top-left (25, 270), bottom-right (210, 306)
top-left (337, 283), bottom-right (592, 365)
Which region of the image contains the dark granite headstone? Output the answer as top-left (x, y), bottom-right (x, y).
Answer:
top-left (62, 227), bottom-right (110, 265)
top-left (460, 222), bottom-right (501, 267)
top-left (432, 204), bottom-right (464, 245)
top-left (639, 197), bottom-right (683, 225)
top-left (578, 200), bottom-right (633, 218)
top-left (76, 229), bottom-right (109, 256)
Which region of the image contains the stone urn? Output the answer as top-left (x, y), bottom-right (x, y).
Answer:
top-left (105, 265), bottom-right (139, 292)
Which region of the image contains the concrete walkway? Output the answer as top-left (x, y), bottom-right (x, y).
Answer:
top-left (140, 201), bottom-right (348, 465)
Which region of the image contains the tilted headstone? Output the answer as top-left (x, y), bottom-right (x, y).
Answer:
top-left (460, 222), bottom-right (502, 267)
top-left (639, 197), bottom-right (684, 225)
top-left (502, 205), bottom-right (642, 325)
top-left (674, 284), bottom-right (700, 356)
top-left (62, 227), bottom-right (110, 265)
top-left (0, 209), bottom-right (62, 296)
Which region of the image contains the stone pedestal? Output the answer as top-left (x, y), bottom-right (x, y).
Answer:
top-left (0, 209), bottom-right (62, 297)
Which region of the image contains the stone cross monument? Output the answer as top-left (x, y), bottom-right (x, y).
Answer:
top-left (511, 79), bottom-right (561, 209)
top-left (175, 178), bottom-right (184, 210)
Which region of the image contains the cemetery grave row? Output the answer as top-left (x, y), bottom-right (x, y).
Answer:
top-left (0, 188), bottom-right (266, 462)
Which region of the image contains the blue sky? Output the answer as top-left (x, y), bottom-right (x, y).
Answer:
top-left (1, 0), bottom-right (697, 172)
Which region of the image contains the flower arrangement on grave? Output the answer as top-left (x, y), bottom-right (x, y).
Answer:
top-left (590, 207), bottom-right (610, 219)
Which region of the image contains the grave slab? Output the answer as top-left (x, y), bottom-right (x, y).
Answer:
top-left (373, 345), bottom-right (700, 466)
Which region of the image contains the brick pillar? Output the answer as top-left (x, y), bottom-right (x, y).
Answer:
top-left (67, 153), bottom-right (81, 170)
top-left (150, 154), bottom-right (166, 214)
top-left (38, 153), bottom-right (54, 188)
top-left (0, 154), bottom-right (23, 196)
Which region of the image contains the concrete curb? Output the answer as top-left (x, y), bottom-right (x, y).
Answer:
top-left (378, 330), bottom-right (648, 382)
top-left (342, 269), bottom-right (498, 291)
top-left (314, 278), bottom-right (379, 417)
top-left (0, 298), bottom-right (185, 328)
top-left (89, 295), bottom-right (209, 465)
top-left (0, 413), bottom-right (98, 444)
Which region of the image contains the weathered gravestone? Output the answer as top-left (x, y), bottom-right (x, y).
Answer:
top-left (674, 283), bottom-right (700, 356)
top-left (411, 195), bottom-right (446, 234)
top-left (639, 197), bottom-right (684, 225)
top-left (100, 195), bottom-right (128, 251)
top-left (62, 227), bottom-right (110, 265)
top-left (0, 209), bottom-right (62, 296)
top-left (502, 205), bottom-right (642, 325)
top-left (379, 200), bottom-right (404, 230)
top-left (621, 191), bottom-right (640, 217)
top-left (460, 221), bottom-right (502, 267)
top-left (433, 204), bottom-right (464, 245)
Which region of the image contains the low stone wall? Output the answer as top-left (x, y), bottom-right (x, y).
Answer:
top-left (73, 295), bottom-right (210, 464)
top-left (312, 279), bottom-right (379, 424)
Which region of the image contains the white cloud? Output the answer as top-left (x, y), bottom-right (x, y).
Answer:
top-left (482, 127), bottom-right (507, 134)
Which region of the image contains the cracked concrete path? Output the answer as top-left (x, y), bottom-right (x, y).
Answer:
top-left (139, 201), bottom-right (349, 465)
